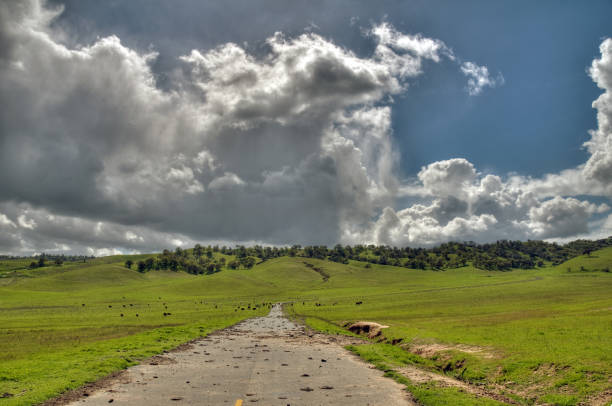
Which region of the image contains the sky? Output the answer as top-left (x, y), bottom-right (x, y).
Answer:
top-left (1, 0), bottom-right (612, 255)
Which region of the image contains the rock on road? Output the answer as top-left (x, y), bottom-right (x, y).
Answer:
top-left (66, 304), bottom-right (413, 405)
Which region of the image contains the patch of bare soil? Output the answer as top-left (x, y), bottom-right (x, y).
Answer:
top-left (346, 321), bottom-right (389, 339)
top-left (405, 341), bottom-right (499, 359)
top-left (147, 355), bottom-right (177, 365)
top-left (396, 365), bottom-right (517, 404)
top-left (580, 388), bottom-right (612, 406)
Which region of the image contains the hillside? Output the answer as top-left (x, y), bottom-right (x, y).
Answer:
top-left (0, 249), bottom-right (611, 405)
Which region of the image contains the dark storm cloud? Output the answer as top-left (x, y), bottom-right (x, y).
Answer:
top-left (0, 0), bottom-right (448, 253)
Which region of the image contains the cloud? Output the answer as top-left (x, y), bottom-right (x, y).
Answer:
top-left (0, 213), bottom-right (16, 228)
top-left (2, 3), bottom-right (465, 253)
top-left (417, 158), bottom-right (477, 198)
top-left (347, 37), bottom-right (612, 247)
top-left (526, 197), bottom-right (608, 238)
top-left (125, 231), bottom-right (144, 242)
top-left (0, 1), bottom-right (610, 254)
top-left (360, 205), bottom-right (498, 247)
top-left (347, 151), bottom-right (611, 246)
top-left (583, 38), bottom-right (612, 185)
top-left (17, 214), bottom-right (37, 230)
top-left (0, 202), bottom-right (199, 255)
top-left (193, 150), bottom-right (217, 172)
top-left (369, 22), bottom-right (454, 79)
top-left (166, 166), bottom-right (205, 194)
top-left (87, 247), bottom-right (123, 257)
top-left (460, 61), bottom-right (504, 95)
top-left (208, 172), bottom-right (246, 190)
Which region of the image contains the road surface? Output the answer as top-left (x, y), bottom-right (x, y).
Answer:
top-left (65, 304), bottom-right (413, 405)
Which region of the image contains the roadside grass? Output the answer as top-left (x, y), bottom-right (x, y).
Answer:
top-left (287, 250), bottom-right (612, 405)
top-left (0, 262), bottom-right (271, 405)
top-left (1, 250), bottom-right (611, 405)
top-left (1, 322), bottom-right (246, 406)
top-left (346, 344), bottom-right (506, 405)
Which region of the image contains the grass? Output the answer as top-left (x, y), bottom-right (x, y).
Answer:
top-left (1, 250), bottom-right (611, 405)
top-left (286, 252), bottom-right (612, 405)
top-left (0, 261), bottom-right (271, 405)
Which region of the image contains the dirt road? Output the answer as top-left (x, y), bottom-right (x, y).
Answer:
top-left (65, 304), bottom-right (413, 405)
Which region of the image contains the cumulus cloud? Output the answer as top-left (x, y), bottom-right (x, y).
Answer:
top-left (1, 1), bottom-right (461, 253)
top-left (417, 158), bottom-right (477, 198)
top-left (0, 201), bottom-right (199, 255)
top-left (17, 214), bottom-right (37, 230)
top-left (348, 150), bottom-right (611, 246)
top-left (166, 166), bottom-right (205, 194)
top-left (0, 0), bottom-right (610, 254)
top-left (0, 213), bottom-right (17, 228)
top-left (208, 172), bottom-right (246, 190)
top-left (526, 197), bottom-right (608, 238)
top-left (460, 61), bottom-right (504, 95)
top-left (583, 38), bottom-right (612, 185)
top-left (351, 37), bottom-right (612, 247)
top-left (369, 22), bottom-right (454, 79)
top-left (361, 205), bottom-right (498, 247)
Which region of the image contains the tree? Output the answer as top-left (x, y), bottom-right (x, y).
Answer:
top-left (38, 256), bottom-right (46, 268)
top-left (54, 258), bottom-right (63, 266)
top-left (145, 257), bottom-right (155, 270)
top-left (240, 256), bottom-right (256, 269)
top-left (137, 261), bottom-right (146, 273)
top-left (125, 259), bottom-right (133, 269)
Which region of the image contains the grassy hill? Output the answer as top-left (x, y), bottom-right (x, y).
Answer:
top-left (0, 249), bottom-right (611, 405)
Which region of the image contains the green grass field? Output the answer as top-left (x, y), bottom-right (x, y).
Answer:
top-left (1, 250), bottom-right (611, 405)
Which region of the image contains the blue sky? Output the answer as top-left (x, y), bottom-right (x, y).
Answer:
top-left (1, 0), bottom-right (612, 254)
top-left (390, 1), bottom-right (612, 177)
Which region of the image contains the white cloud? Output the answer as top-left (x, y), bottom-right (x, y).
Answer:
top-left (361, 206), bottom-right (498, 247)
top-left (208, 172), bottom-right (246, 190)
top-left (418, 158), bottom-right (477, 198)
top-left (170, 238), bottom-right (184, 247)
top-left (166, 166), bottom-right (204, 194)
top-left (460, 61), bottom-right (504, 95)
top-left (193, 150), bottom-right (216, 172)
top-left (125, 231), bottom-right (144, 242)
top-left (526, 197), bottom-right (607, 238)
top-left (369, 22), bottom-right (454, 80)
top-left (17, 214), bottom-right (37, 229)
top-left (583, 38), bottom-right (612, 185)
top-left (87, 247), bottom-right (123, 257)
top-left (0, 202), bottom-right (198, 255)
top-left (0, 213), bottom-right (16, 228)
top-left (345, 151), bottom-right (612, 246)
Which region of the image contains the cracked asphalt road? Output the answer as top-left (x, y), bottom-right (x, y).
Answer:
top-left (66, 304), bottom-right (413, 405)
